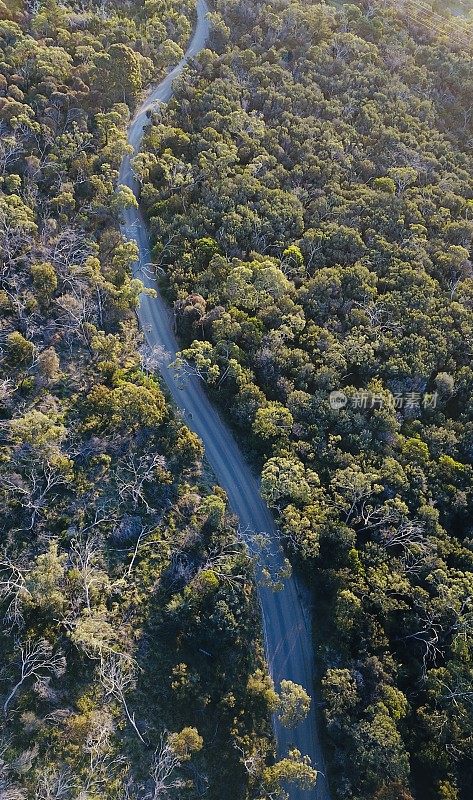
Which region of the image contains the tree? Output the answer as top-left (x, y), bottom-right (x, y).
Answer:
top-left (9, 410), bottom-right (66, 450)
top-left (30, 261), bottom-right (57, 303)
top-left (6, 331), bottom-right (34, 366)
top-left (322, 668), bottom-right (359, 729)
top-left (173, 340), bottom-right (222, 385)
top-left (155, 39), bottom-right (184, 70)
top-left (198, 492), bottom-right (226, 530)
top-left (25, 541), bottom-right (66, 614)
top-left (373, 783), bottom-right (414, 800)
top-left (35, 767), bottom-right (74, 800)
top-left (167, 727), bottom-right (203, 760)
top-left (115, 451), bottom-right (168, 512)
top-left (70, 534), bottom-right (109, 613)
top-left (110, 185), bottom-right (138, 218)
top-left (37, 347), bottom-right (60, 383)
top-left (253, 403), bottom-right (294, 441)
top-left (172, 425), bottom-right (204, 469)
top-left (4, 639), bottom-right (65, 714)
top-left (351, 705), bottom-right (411, 791)
top-left (145, 728), bottom-right (203, 799)
top-left (247, 669), bottom-right (279, 713)
top-left (2, 452), bottom-right (73, 529)
top-left (70, 609), bottom-right (119, 660)
top-left (99, 654), bottom-right (145, 743)
top-left (277, 680), bottom-right (311, 728)
top-left (261, 455), bottom-right (319, 506)
top-left (94, 44), bottom-right (142, 105)
top-left (262, 749), bottom-right (317, 797)
top-left (85, 379), bottom-right (166, 433)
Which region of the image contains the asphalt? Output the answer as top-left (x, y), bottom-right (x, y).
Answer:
top-left (118, 3), bottom-right (331, 797)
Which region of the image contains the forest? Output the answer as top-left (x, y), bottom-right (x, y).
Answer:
top-left (0, 2), bottom-right (315, 799)
top-left (2, 0), bottom-right (473, 799)
top-left (133, 1), bottom-right (473, 799)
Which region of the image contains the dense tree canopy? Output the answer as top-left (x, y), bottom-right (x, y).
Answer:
top-left (0, 2), bottom-right (297, 798)
top-left (137, 2), bottom-right (473, 799)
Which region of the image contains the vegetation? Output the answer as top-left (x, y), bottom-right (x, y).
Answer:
top-left (135, 1), bottom-right (473, 799)
top-left (0, 2), bottom-right (308, 798)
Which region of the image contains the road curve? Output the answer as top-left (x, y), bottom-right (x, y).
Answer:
top-left (118, 3), bottom-right (330, 798)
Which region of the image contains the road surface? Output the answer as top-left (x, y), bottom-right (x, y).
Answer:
top-left (118, 3), bottom-right (330, 797)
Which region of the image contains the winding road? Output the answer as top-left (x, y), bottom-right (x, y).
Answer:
top-left (118, 3), bottom-right (330, 798)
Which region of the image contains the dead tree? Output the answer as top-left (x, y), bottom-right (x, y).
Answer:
top-left (115, 452), bottom-right (166, 512)
top-left (3, 639), bottom-right (65, 715)
top-left (0, 557), bottom-right (29, 632)
top-left (70, 534), bottom-right (107, 612)
top-left (144, 733), bottom-right (186, 799)
top-left (99, 655), bottom-right (145, 744)
top-left (35, 767), bottom-right (73, 800)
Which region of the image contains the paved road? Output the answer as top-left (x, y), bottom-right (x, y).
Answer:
top-left (118, 3), bottom-right (330, 797)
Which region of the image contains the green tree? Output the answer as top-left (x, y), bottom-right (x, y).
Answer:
top-left (277, 680), bottom-right (311, 728)
top-left (30, 261), bottom-right (57, 303)
top-left (94, 43), bottom-right (142, 105)
top-left (253, 403), bottom-right (294, 441)
top-left (263, 749), bottom-right (317, 796)
top-left (25, 541), bottom-right (67, 614)
top-left (6, 331), bottom-right (35, 366)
